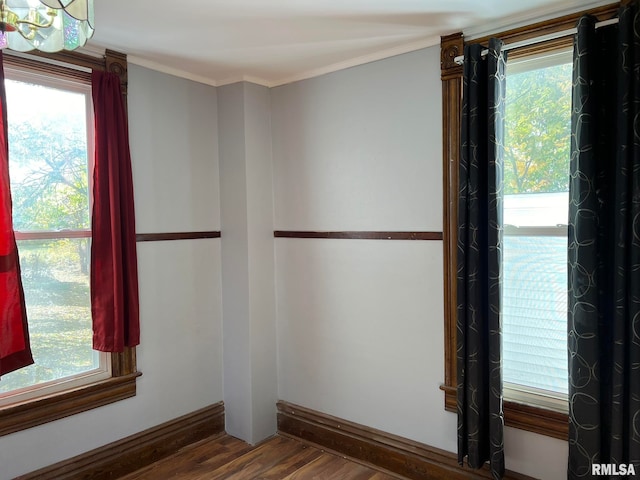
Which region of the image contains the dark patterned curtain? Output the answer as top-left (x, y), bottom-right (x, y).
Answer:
top-left (457, 38), bottom-right (506, 480)
top-left (568, 5), bottom-right (640, 478)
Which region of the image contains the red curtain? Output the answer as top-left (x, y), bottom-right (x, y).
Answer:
top-left (0, 52), bottom-right (33, 376)
top-left (91, 70), bottom-right (139, 352)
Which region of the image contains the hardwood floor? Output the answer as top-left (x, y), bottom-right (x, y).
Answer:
top-left (119, 433), bottom-right (403, 479)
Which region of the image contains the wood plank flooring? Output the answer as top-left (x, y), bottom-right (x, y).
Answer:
top-left (119, 434), bottom-right (403, 479)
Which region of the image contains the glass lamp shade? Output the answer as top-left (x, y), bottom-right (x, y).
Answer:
top-left (0, 0), bottom-right (94, 52)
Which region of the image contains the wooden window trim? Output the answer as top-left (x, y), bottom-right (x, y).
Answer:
top-left (440, 2), bottom-right (620, 440)
top-left (0, 49), bottom-right (139, 438)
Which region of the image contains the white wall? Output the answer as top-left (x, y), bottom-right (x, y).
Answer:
top-left (1, 46), bottom-right (569, 480)
top-left (218, 82), bottom-right (253, 442)
top-left (244, 83), bottom-right (278, 443)
top-left (0, 65), bottom-right (224, 480)
top-left (271, 46), bottom-right (568, 480)
top-left (218, 82), bottom-right (277, 444)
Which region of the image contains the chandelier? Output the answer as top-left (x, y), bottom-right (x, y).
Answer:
top-left (0, 0), bottom-right (94, 52)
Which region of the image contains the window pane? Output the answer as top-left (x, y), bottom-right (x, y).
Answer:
top-left (503, 58), bottom-right (571, 397)
top-left (503, 235), bottom-right (568, 394)
top-left (0, 239), bottom-right (97, 394)
top-left (6, 78), bottom-right (90, 232)
top-left (504, 62), bottom-right (571, 195)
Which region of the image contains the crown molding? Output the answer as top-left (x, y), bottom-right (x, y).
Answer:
top-left (126, 55), bottom-right (220, 87)
top-left (463, 0), bottom-right (617, 40)
top-left (215, 74), bottom-right (273, 88)
top-left (123, 36), bottom-right (440, 89)
top-left (99, 0), bottom-right (620, 89)
top-left (268, 36), bottom-right (440, 87)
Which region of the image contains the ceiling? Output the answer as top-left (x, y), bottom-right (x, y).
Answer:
top-left (89, 0), bottom-right (614, 87)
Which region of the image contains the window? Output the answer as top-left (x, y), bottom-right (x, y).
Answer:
top-left (502, 50), bottom-right (572, 412)
top-left (439, 3), bottom-right (620, 440)
top-left (0, 65), bottom-right (112, 406)
top-left (0, 51), bottom-right (138, 438)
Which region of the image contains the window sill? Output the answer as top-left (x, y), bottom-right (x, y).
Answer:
top-left (0, 371), bottom-right (141, 437)
top-left (440, 385), bottom-right (568, 440)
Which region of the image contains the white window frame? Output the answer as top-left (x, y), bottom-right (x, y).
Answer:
top-left (0, 64), bottom-right (111, 409)
top-left (440, 4), bottom-right (620, 442)
top-left (502, 49), bottom-right (572, 414)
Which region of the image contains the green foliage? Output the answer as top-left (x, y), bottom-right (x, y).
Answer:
top-left (504, 63), bottom-right (572, 194)
top-left (8, 82), bottom-right (89, 231)
top-left (0, 240), bottom-right (95, 394)
top-left (0, 81), bottom-right (94, 394)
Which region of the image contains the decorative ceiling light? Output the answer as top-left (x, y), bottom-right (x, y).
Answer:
top-left (0, 0), bottom-right (93, 52)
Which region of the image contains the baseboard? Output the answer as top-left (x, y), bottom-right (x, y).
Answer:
top-left (277, 401), bottom-right (535, 480)
top-left (16, 402), bottom-right (225, 480)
